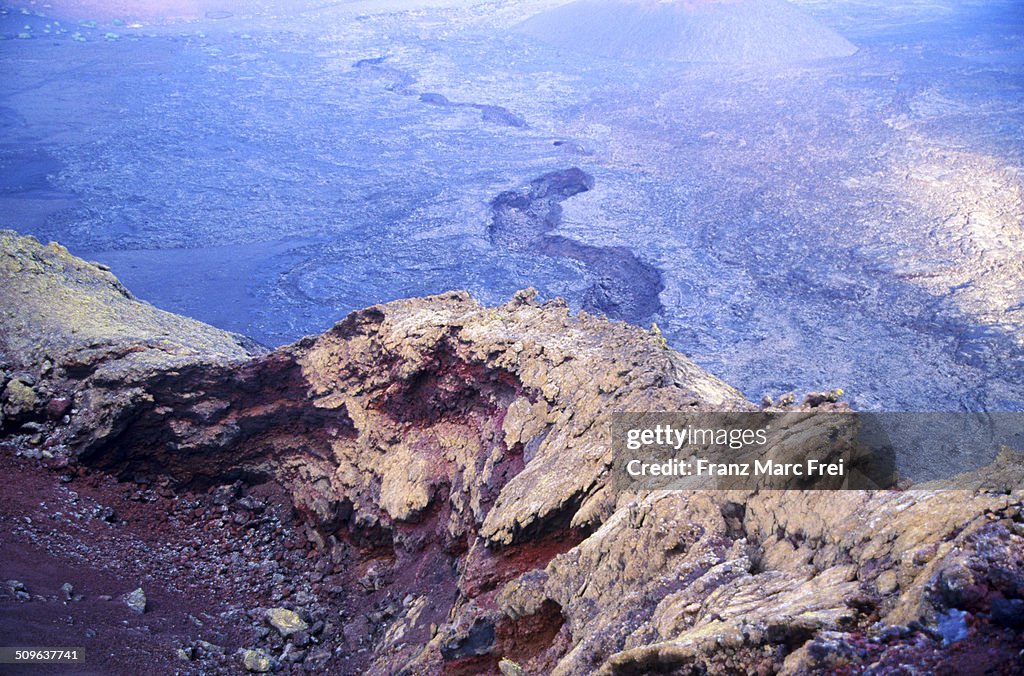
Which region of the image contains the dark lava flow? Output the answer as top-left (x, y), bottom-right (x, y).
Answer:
top-left (355, 56), bottom-right (527, 129)
top-left (419, 92), bottom-right (527, 129)
top-left (489, 168), bottom-right (664, 324)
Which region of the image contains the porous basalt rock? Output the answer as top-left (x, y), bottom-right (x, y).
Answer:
top-left (1, 231), bottom-right (1022, 674)
top-left (1, 379), bottom-right (38, 422)
top-left (266, 608), bottom-right (307, 637)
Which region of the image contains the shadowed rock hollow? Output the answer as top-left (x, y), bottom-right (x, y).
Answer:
top-left (2, 231), bottom-right (1022, 674)
top-left (515, 0), bottom-right (858, 63)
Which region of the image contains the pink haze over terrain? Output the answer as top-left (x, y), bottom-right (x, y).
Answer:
top-left (25, 0), bottom-right (241, 20)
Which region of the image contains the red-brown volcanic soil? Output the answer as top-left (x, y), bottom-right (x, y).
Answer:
top-left (0, 439), bottom-right (358, 674)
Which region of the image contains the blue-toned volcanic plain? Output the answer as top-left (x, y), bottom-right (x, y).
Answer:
top-left (2, 0), bottom-right (1022, 411)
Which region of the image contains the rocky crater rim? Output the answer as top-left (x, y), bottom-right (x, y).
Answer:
top-left (2, 231), bottom-right (1022, 674)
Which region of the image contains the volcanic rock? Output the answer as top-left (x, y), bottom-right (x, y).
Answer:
top-left (499, 658), bottom-right (525, 676)
top-left (1, 231), bottom-right (1022, 673)
top-left (7, 579), bottom-right (30, 602)
top-left (125, 588), bottom-right (147, 614)
top-left (61, 582), bottom-right (77, 601)
top-left (242, 648), bottom-right (273, 672)
top-left (2, 379), bottom-right (38, 423)
top-left (266, 607), bottom-right (308, 637)
top-left (992, 598), bottom-right (1024, 629)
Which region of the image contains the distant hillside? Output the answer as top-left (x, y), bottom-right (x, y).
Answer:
top-left (516, 0), bottom-right (858, 63)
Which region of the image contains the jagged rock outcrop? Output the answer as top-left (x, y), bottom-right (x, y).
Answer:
top-left (0, 230), bottom-right (262, 435)
top-left (1, 230), bottom-right (1022, 674)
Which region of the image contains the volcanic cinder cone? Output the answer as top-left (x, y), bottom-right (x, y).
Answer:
top-left (515, 0), bottom-right (858, 63)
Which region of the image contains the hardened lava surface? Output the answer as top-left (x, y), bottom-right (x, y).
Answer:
top-left (0, 0), bottom-right (1022, 410)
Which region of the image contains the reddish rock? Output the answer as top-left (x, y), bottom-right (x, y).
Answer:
top-left (46, 396), bottom-right (71, 420)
